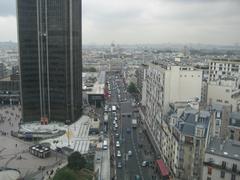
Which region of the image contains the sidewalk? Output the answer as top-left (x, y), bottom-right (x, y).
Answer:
top-left (42, 161), bottom-right (68, 180)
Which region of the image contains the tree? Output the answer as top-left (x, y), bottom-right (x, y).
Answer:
top-left (67, 151), bottom-right (87, 171)
top-left (127, 82), bottom-right (138, 94)
top-left (53, 167), bottom-right (77, 180)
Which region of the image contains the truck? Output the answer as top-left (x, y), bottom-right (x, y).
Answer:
top-left (132, 119), bottom-right (137, 128)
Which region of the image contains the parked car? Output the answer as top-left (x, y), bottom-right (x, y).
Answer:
top-left (141, 161), bottom-right (149, 167)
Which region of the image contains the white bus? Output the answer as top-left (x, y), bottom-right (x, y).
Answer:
top-left (112, 105), bottom-right (116, 112)
top-left (103, 140), bottom-right (108, 150)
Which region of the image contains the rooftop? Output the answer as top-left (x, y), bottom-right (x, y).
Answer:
top-left (210, 59), bottom-right (240, 63)
top-left (206, 137), bottom-right (240, 161)
top-left (176, 108), bottom-right (210, 137)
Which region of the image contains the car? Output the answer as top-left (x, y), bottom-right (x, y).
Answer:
top-left (135, 175), bottom-right (141, 180)
top-left (126, 128), bottom-right (131, 133)
top-left (117, 162), bottom-right (122, 168)
top-left (128, 150), bottom-right (132, 156)
top-left (115, 123), bottom-right (118, 128)
top-left (141, 161), bottom-right (149, 167)
top-left (104, 105), bottom-right (108, 112)
top-left (96, 156), bottom-right (101, 162)
top-left (116, 141), bottom-right (120, 148)
top-left (117, 150), bottom-right (121, 157)
top-left (113, 120), bottom-right (116, 125)
top-left (114, 117), bottom-right (117, 121)
top-left (115, 133), bottom-right (119, 138)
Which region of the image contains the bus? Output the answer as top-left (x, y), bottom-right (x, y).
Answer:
top-left (103, 140), bottom-right (108, 150)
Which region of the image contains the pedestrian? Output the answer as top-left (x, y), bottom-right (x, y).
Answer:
top-left (15, 143), bottom-right (17, 148)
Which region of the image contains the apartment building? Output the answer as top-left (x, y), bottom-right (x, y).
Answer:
top-left (145, 62), bottom-right (202, 120)
top-left (209, 103), bottom-right (231, 139)
top-left (228, 112), bottom-right (240, 141)
top-left (171, 108), bottom-right (211, 180)
top-left (209, 59), bottom-right (240, 81)
top-left (207, 59), bottom-right (240, 112)
top-left (142, 62), bottom-right (203, 178)
top-left (202, 137), bottom-right (240, 180)
top-left (208, 77), bottom-right (240, 112)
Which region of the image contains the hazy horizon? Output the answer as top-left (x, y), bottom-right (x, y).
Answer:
top-left (0, 0), bottom-right (240, 45)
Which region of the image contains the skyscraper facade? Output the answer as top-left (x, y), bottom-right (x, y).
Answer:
top-left (17, 0), bottom-right (82, 123)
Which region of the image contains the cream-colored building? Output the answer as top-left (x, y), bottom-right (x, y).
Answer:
top-left (143, 62), bottom-right (203, 178)
top-left (209, 59), bottom-right (240, 81)
top-left (207, 59), bottom-right (240, 112)
top-left (207, 78), bottom-right (240, 112)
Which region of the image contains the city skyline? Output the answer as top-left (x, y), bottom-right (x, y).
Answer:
top-left (0, 0), bottom-right (240, 45)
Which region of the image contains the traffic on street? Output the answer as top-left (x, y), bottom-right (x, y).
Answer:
top-left (104, 73), bottom-right (158, 180)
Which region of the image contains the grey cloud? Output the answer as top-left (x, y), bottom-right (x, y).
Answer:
top-left (0, 0), bottom-right (16, 16)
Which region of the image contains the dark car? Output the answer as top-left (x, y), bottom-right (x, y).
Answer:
top-left (127, 128), bottom-right (131, 133)
top-left (117, 162), bottom-right (122, 168)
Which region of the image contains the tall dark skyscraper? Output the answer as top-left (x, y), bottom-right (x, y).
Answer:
top-left (17, 0), bottom-right (82, 123)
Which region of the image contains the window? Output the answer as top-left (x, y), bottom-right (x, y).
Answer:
top-left (207, 177), bottom-right (211, 180)
top-left (226, 89), bottom-right (230, 92)
top-left (220, 170), bottom-right (225, 178)
top-left (232, 164), bottom-right (237, 172)
top-left (225, 101), bottom-right (229, 104)
top-left (208, 166), bottom-right (212, 175)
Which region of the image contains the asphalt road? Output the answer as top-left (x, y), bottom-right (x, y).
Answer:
top-left (108, 74), bottom-right (157, 180)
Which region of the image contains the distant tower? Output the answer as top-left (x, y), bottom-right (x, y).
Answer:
top-left (17, 0), bottom-right (82, 123)
top-left (110, 42), bottom-right (115, 54)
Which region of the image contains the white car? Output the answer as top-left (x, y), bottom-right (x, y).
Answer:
top-left (116, 141), bottom-right (120, 148)
top-left (117, 150), bottom-right (121, 157)
top-left (114, 117), bottom-right (117, 121)
top-left (128, 150), bottom-right (132, 156)
top-left (115, 123), bottom-right (118, 128)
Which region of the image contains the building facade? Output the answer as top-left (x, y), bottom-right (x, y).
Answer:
top-left (207, 59), bottom-right (240, 112)
top-left (202, 137), bottom-right (240, 180)
top-left (208, 78), bottom-right (240, 112)
top-left (142, 62), bottom-right (203, 178)
top-left (17, 0), bottom-right (82, 123)
top-left (208, 59), bottom-right (240, 82)
top-left (228, 112), bottom-right (240, 141)
top-left (209, 104), bottom-right (231, 139)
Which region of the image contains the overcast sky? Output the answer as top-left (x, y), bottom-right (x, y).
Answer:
top-left (0, 0), bottom-right (239, 45)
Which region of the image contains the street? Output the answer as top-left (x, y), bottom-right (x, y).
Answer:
top-left (107, 73), bottom-right (158, 180)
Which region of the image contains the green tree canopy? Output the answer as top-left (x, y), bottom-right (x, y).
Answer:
top-left (67, 151), bottom-right (87, 171)
top-left (127, 82), bottom-right (138, 94)
top-left (53, 167), bottom-right (77, 180)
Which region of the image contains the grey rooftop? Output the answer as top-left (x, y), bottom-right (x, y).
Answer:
top-left (206, 137), bottom-right (240, 161)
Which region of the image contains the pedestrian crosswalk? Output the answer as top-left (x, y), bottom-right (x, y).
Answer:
top-left (73, 121), bottom-right (90, 154)
top-left (74, 140), bottom-right (90, 154)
